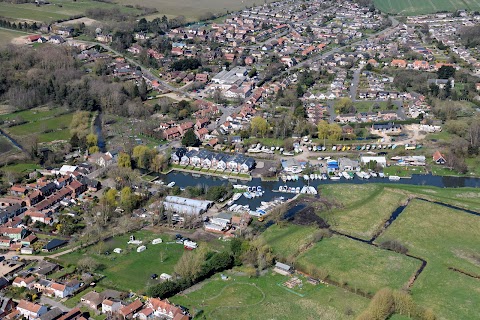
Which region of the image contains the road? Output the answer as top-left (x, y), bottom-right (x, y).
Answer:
top-left (349, 67), bottom-right (362, 100)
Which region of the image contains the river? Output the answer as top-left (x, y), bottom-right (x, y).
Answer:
top-left (153, 171), bottom-right (480, 210)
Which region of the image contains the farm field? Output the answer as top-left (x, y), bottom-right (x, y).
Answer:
top-left (376, 200), bottom-right (480, 320)
top-left (170, 272), bottom-right (369, 320)
top-left (3, 108), bottom-right (74, 143)
top-left (262, 224), bottom-right (319, 259)
top-left (0, 162), bottom-right (40, 173)
top-left (319, 187), bottom-right (409, 239)
top-left (0, 28), bottom-right (33, 47)
top-left (0, 0), bottom-right (141, 23)
top-left (56, 231), bottom-right (185, 293)
top-left (118, 0), bottom-right (278, 20)
top-left (296, 235), bottom-right (421, 295)
top-left (373, 0), bottom-right (480, 16)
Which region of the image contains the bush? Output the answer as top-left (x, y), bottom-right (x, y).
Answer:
top-left (379, 240), bottom-right (408, 254)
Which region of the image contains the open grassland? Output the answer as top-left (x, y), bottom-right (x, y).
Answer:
top-left (0, 28), bottom-right (33, 47)
top-left (374, 0), bottom-right (480, 15)
top-left (170, 272), bottom-right (369, 320)
top-left (319, 184), bottom-right (382, 208)
top-left (376, 200), bottom-right (480, 320)
top-left (261, 224), bottom-right (319, 259)
top-left (56, 231), bottom-right (185, 293)
top-left (125, 0), bottom-right (277, 20)
top-left (0, 0), bottom-right (140, 23)
top-left (319, 185), bottom-right (409, 239)
top-left (4, 109), bottom-right (74, 143)
top-left (0, 162), bottom-right (41, 173)
top-left (296, 236), bottom-right (421, 295)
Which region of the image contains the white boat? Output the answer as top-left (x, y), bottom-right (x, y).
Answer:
top-left (233, 193), bottom-right (242, 201)
top-left (389, 175), bottom-right (401, 181)
top-left (330, 176), bottom-right (341, 181)
top-left (243, 192), bottom-right (252, 199)
top-left (295, 187), bottom-right (301, 193)
top-left (363, 172), bottom-right (371, 179)
top-left (321, 174), bottom-right (327, 180)
top-left (342, 172), bottom-right (351, 179)
top-left (227, 200), bottom-right (235, 206)
top-left (167, 182), bottom-right (176, 187)
top-left (378, 172), bottom-right (385, 178)
top-left (356, 172), bottom-right (364, 179)
top-left (371, 172), bottom-right (378, 178)
top-left (233, 184), bottom-right (248, 190)
top-left (287, 175), bottom-right (292, 181)
top-left (222, 175), bottom-right (229, 179)
top-left (283, 151), bottom-right (294, 156)
top-left (304, 175), bottom-right (309, 180)
top-left (310, 174), bottom-right (315, 180)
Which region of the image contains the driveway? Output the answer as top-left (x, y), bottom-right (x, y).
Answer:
top-left (40, 296), bottom-right (71, 312)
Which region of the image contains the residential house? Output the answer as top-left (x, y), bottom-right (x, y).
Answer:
top-left (163, 127), bottom-right (181, 140)
top-left (57, 307), bottom-right (85, 320)
top-left (13, 276), bottom-right (36, 289)
top-left (50, 280), bottom-right (81, 298)
top-left (147, 298), bottom-right (189, 320)
top-left (101, 299), bottom-right (122, 315)
top-left (342, 124), bottom-right (354, 135)
top-left (119, 299), bottom-right (143, 319)
top-left (171, 148), bottom-right (187, 164)
top-left (39, 307), bottom-right (63, 320)
top-left (17, 300), bottom-right (48, 320)
top-left (391, 59), bottom-right (407, 68)
top-left (0, 296), bottom-right (15, 318)
top-left (42, 239), bottom-right (68, 252)
top-left (433, 151), bottom-right (446, 164)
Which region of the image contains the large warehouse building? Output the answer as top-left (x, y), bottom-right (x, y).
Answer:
top-left (163, 196), bottom-right (213, 216)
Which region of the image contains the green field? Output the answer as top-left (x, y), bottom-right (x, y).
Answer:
top-left (262, 224), bottom-right (319, 259)
top-left (4, 109), bottom-right (73, 143)
top-left (0, 28), bottom-right (33, 47)
top-left (129, 0), bottom-right (277, 20)
top-left (0, 162), bottom-right (41, 173)
top-left (319, 185), bottom-right (409, 239)
top-left (170, 272), bottom-right (369, 319)
top-left (56, 231), bottom-right (185, 293)
top-left (296, 236), bottom-right (421, 295)
top-left (374, 0), bottom-right (480, 15)
top-left (376, 200), bottom-right (480, 320)
top-left (0, 0), bottom-right (140, 23)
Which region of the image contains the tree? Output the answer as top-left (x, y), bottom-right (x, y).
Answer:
top-left (77, 257), bottom-right (100, 273)
top-left (104, 188), bottom-right (117, 207)
top-left (328, 123), bottom-right (342, 141)
top-left (250, 116), bottom-right (268, 137)
top-left (174, 248), bottom-right (207, 280)
top-left (89, 146), bottom-right (100, 154)
top-left (317, 120), bottom-right (329, 141)
top-left (138, 78), bottom-right (148, 101)
top-left (248, 67), bottom-right (257, 78)
top-left (365, 62), bottom-right (373, 71)
top-left (118, 152), bottom-right (131, 168)
top-left (182, 129), bottom-right (200, 147)
top-left (336, 97), bottom-right (354, 114)
top-left (86, 133), bottom-right (98, 148)
top-left (437, 65), bottom-right (455, 79)
top-left (120, 186), bottom-right (134, 212)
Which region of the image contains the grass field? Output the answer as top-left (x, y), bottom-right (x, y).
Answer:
top-left (3, 108), bottom-right (74, 143)
top-left (123, 0), bottom-right (277, 21)
top-left (0, 28), bottom-right (33, 47)
top-left (56, 231), bottom-right (185, 293)
top-left (376, 200), bottom-right (480, 320)
top-left (170, 272), bottom-right (369, 319)
top-left (0, 162), bottom-right (41, 173)
top-left (319, 185), bottom-right (409, 239)
top-left (296, 236), bottom-right (421, 295)
top-left (374, 0), bottom-right (480, 15)
top-left (262, 224), bottom-right (319, 259)
top-left (0, 0), bottom-right (140, 23)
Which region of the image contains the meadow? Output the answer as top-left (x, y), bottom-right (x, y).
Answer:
top-left (0, 0), bottom-right (141, 23)
top-left (56, 231), bottom-right (185, 293)
top-left (296, 235), bottom-right (421, 295)
top-left (261, 224), bottom-right (319, 258)
top-left (319, 185), bottom-right (409, 239)
top-left (374, 0), bottom-right (480, 16)
top-left (3, 108), bottom-right (74, 143)
top-left (170, 272), bottom-right (369, 319)
top-left (0, 28), bottom-right (33, 47)
top-left (376, 199), bottom-right (480, 319)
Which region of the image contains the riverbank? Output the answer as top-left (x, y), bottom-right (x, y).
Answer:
top-left (168, 165), bottom-right (252, 181)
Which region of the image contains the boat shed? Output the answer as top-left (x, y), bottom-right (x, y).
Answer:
top-left (163, 196), bottom-right (213, 216)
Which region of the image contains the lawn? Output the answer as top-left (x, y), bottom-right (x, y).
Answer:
top-left (296, 236), bottom-right (421, 295)
top-left (383, 165), bottom-right (426, 177)
top-left (170, 272), bottom-right (369, 319)
top-left (376, 200), bottom-right (480, 320)
top-left (262, 224), bottom-right (319, 259)
top-left (319, 184), bottom-right (383, 208)
top-left (0, 108), bottom-right (63, 122)
top-left (4, 110), bottom-right (74, 142)
top-left (56, 231), bottom-right (185, 293)
top-left (373, 0), bottom-right (480, 15)
top-left (0, 0), bottom-right (140, 23)
top-left (1, 162), bottom-right (41, 173)
top-left (320, 187), bottom-right (409, 239)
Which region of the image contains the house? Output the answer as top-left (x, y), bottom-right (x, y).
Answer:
top-left (391, 59), bottom-right (407, 68)
top-left (101, 299), bottom-right (122, 315)
top-left (13, 276), bottom-right (36, 289)
top-left (42, 239), bottom-right (68, 252)
top-left (171, 148), bottom-right (187, 164)
top-left (39, 307), bottom-right (63, 320)
top-left (50, 280), bottom-right (81, 298)
top-left (147, 298), bottom-right (189, 320)
top-left (338, 158), bottom-right (359, 171)
top-left (342, 124), bottom-right (354, 135)
top-left (81, 291), bottom-right (104, 310)
top-left (427, 79), bottom-right (454, 89)
top-left (163, 127), bottom-right (181, 140)
top-left (195, 118), bottom-right (209, 130)
top-left (49, 35), bottom-right (65, 44)
top-left (17, 300), bottom-right (48, 320)
top-left (0, 297), bottom-right (15, 318)
top-left (273, 262), bottom-right (293, 275)
top-left (68, 180), bottom-right (86, 198)
top-left (372, 122), bottom-right (401, 132)
top-left (119, 299), bottom-right (143, 319)
top-left (413, 60), bottom-right (429, 70)
top-left (57, 307), bottom-right (84, 320)
top-left (433, 151), bottom-right (446, 164)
